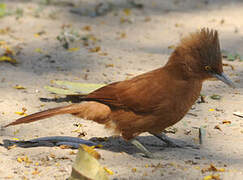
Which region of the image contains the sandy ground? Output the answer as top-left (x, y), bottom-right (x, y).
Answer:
top-left (0, 0), bottom-right (243, 179)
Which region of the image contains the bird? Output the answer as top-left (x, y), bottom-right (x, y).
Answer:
top-left (5, 28), bottom-right (235, 158)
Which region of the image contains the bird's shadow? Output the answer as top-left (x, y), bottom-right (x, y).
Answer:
top-left (89, 135), bottom-right (168, 155)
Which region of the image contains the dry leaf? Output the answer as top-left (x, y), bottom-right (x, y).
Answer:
top-left (175, 23), bottom-right (183, 27)
top-left (164, 126), bottom-right (178, 134)
top-left (34, 31), bottom-right (46, 37)
top-left (0, 27), bottom-right (11, 34)
top-left (99, 52), bottom-right (108, 56)
top-left (69, 151), bottom-right (76, 155)
top-left (59, 145), bottom-right (72, 149)
top-left (203, 174), bottom-right (220, 180)
top-left (218, 168), bottom-right (225, 172)
top-left (89, 46), bottom-right (101, 53)
top-left (34, 33), bottom-right (40, 38)
top-left (15, 107), bottom-right (27, 116)
top-left (214, 125), bottom-right (222, 131)
top-left (103, 167), bottom-right (114, 175)
top-left (223, 63), bottom-right (234, 70)
top-left (144, 17), bottom-right (151, 22)
top-left (71, 128), bottom-right (81, 133)
top-left (68, 47), bottom-right (79, 52)
top-left (105, 64), bottom-right (114, 68)
top-left (81, 144), bottom-right (101, 159)
top-left (95, 144), bottom-right (103, 148)
top-left (7, 144), bottom-right (17, 150)
top-left (123, 8), bottom-right (131, 16)
top-left (17, 156), bottom-right (32, 164)
top-left (131, 168), bottom-right (137, 172)
top-left (120, 17), bottom-right (132, 23)
top-left (0, 41), bottom-right (7, 46)
top-left (32, 168), bottom-right (40, 175)
top-left (83, 26), bottom-right (91, 31)
top-left (15, 111), bottom-right (27, 116)
top-left (0, 56), bottom-right (17, 63)
top-left (201, 164), bottom-right (224, 173)
top-left (13, 85), bottom-right (26, 89)
top-left (222, 120), bottom-right (231, 125)
top-left (220, 19), bottom-right (225, 24)
top-left (119, 32), bottom-right (126, 38)
top-left (35, 48), bottom-right (44, 53)
top-left (17, 157), bottom-right (23, 163)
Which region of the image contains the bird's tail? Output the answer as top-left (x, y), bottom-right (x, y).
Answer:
top-left (5, 102), bottom-right (111, 127)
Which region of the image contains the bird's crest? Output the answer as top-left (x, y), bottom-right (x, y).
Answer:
top-left (177, 28), bottom-right (222, 67)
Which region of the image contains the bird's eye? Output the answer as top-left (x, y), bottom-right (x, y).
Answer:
top-left (205, 65), bottom-right (212, 71)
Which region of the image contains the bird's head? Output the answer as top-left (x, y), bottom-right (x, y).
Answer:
top-left (169, 28), bottom-right (235, 88)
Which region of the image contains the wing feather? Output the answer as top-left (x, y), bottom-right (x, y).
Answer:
top-left (84, 68), bottom-right (166, 113)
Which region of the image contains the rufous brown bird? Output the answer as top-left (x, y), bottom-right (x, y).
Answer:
top-left (5, 28), bottom-right (235, 158)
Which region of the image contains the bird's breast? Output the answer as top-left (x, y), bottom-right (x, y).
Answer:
top-left (151, 80), bottom-right (202, 131)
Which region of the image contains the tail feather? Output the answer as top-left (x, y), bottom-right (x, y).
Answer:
top-left (5, 102), bottom-right (112, 127)
top-left (4, 104), bottom-right (84, 127)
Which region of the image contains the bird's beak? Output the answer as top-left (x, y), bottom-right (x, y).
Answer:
top-left (212, 72), bottom-right (235, 88)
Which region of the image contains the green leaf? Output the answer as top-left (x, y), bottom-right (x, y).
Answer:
top-left (44, 81), bottom-right (106, 95)
top-left (235, 53), bottom-right (243, 61)
top-left (222, 50), bottom-right (243, 61)
top-left (54, 80), bottom-right (106, 94)
top-left (44, 86), bottom-right (79, 95)
top-left (227, 53), bottom-right (235, 61)
top-left (210, 94), bottom-right (221, 100)
top-left (0, 3), bottom-right (6, 17)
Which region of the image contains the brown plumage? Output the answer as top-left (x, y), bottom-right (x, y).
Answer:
top-left (5, 28), bottom-right (234, 157)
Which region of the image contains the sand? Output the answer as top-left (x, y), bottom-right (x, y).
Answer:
top-left (0, 0), bottom-right (243, 179)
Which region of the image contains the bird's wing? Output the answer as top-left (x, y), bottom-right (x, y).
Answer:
top-left (85, 69), bottom-right (166, 113)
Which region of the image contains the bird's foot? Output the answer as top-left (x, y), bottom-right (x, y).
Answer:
top-left (129, 139), bottom-right (163, 159)
top-left (152, 133), bottom-right (199, 149)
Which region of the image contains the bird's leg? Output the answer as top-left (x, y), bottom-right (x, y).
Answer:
top-left (151, 133), bottom-right (199, 149)
top-left (129, 139), bottom-right (154, 158)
